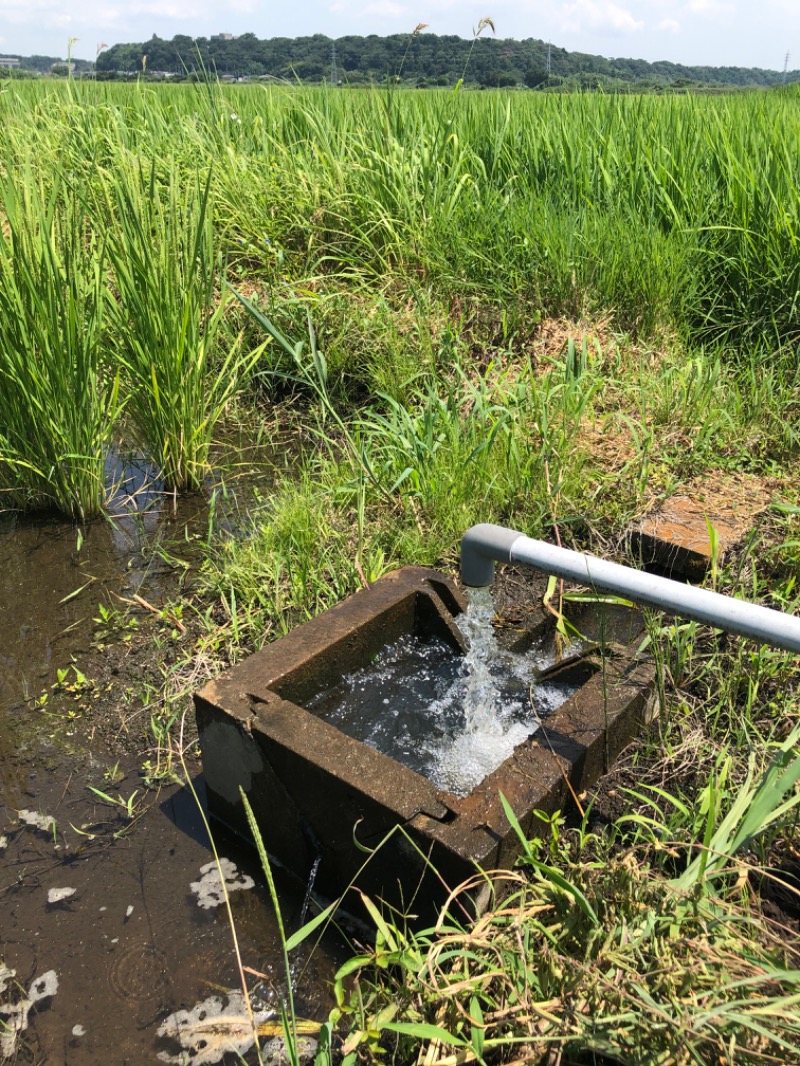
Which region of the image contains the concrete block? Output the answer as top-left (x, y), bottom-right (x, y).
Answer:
top-left (631, 475), bottom-right (774, 579)
top-left (195, 566), bottom-right (655, 913)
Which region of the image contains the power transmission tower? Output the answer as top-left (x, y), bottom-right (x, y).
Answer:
top-left (330, 41), bottom-right (338, 86)
top-left (783, 51), bottom-right (790, 83)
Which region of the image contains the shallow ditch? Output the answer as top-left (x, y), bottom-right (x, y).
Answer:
top-left (0, 432), bottom-right (342, 1065)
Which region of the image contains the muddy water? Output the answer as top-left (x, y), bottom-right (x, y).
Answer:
top-left (1, 437), bottom-right (340, 1065)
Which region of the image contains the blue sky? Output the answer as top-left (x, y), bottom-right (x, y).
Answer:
top-left (0, 0), bottom-right (796, 71)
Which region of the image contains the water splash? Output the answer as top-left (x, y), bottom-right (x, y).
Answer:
top-left (425, 587), bottom-right (535, 794)
top-left (299, 854), bottom-right (322, 928)
top-left (308, 588), bottom-right (584, 797)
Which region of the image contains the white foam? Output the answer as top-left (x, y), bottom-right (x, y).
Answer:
top-left (423, 588), bottom-right (586, 795)
top-left (28, 971), bottom-right (58, 1003)
top-left (0, 969), bottom-right (58, 1058)
top-left (47, 887), bottom-right (76, 904)
top-left (0, 963), bottom-right (15, 995)
top-left (18, 810), bottom-right (55, 833)
top-left (190, 859), bottom-right (254, 909)
top-left (157, 990), bottom-right (268, 1064)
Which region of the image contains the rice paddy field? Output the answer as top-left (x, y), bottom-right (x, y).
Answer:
top-left (2, 78), bottom-right (800, 1064)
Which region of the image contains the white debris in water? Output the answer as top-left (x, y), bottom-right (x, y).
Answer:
top-left (0, 969), bottom-right (58, 1058)
top-left (0, 835), bottom-right (7, 850)
top-left (0, 1005), bottom-right (24, 1058)
top-left (190, 859), bottom-right (254, 909)
top-left (262, 1035), bottom-right (318, 1066)
top-left (28, 971), bottom-right (58, 1003)
top-left (72, 1024), bottom-right (86, 1037)
top-left (47, 887), bottom-right (76, 904)
top-left (0, 963), bottom-right (15, 995)
top-left (156, 990), bottom-right (270, 1064)
top-left (18, 810), bottom-right (56, 833)
top-left (125, 905), bottom-right (134, 918)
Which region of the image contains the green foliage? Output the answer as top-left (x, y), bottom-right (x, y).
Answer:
top-left (94, 32), bottom-right (799, 90)
top-left (334, 766), bottom-right (800, 1064)
top-left (106, 165), bottom-right (261, 491)
top-left (0, 170), bottom-right (118, 518)
top-left (0, 82), bottom-right (795, 540)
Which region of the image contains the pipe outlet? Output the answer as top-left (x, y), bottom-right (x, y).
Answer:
top-left (460, 524), bottom-right (524, 586)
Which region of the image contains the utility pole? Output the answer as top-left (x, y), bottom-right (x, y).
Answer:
top-left (546, 41), bottom-right (551, 78)
top-left (783, 51), bottom-right (790, 83)
top-left (330, 41), bottom-right (338, 86)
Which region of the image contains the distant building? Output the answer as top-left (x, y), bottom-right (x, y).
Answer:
top-left (0, 57), bottom-right (20, 68)
top-left (211, 33), bottom-right (236, 42)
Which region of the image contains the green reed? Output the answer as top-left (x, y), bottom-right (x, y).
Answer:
top-left (0, 83), bottom-right (797, 363)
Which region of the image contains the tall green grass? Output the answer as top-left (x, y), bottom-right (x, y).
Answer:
top-left (106, 165), bottom-right (261, 492)
top-left (0, 82), bottom-right (798, 507)
top-left (1, 84), bottom-right (798, 348)
top-left (0, 171), bottom-right (117, 518)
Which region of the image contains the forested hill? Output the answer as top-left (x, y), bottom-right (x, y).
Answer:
top-left (94, 32), bottom-right (798, 89)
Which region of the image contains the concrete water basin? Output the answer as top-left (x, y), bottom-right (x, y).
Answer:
top-left (194, 566), bottom-right (655, 910)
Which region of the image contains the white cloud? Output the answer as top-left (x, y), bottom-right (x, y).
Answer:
top-left (684, 0), bottom-right (734, 12)
top-left (0, 0), bottom-right (796, 70)
top-left (361, 0), bottom-right (409, 16)
top-left (560, 0), bottom-right (644, 35)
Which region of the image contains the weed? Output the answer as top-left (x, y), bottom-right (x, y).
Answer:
top-left (334, 774), bottom-right (800, 1065)
top-left (87, 786), bottom-right (142, 820)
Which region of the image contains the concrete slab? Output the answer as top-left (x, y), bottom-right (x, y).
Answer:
top-left (195, 566), bottom-right (655, 914)
top-left (631, 474), bottom-right (774, 580)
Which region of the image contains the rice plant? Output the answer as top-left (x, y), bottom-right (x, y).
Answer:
top-left (0, 171), bottom-right (117, 519)
top-left (106, 162), bottom-right (260, 492)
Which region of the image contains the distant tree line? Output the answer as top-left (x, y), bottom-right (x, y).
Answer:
top-left (10, 33), bottom-right (798, 89)
top-left (93, 32), bottom-right (799, 89)
top-left (0, 53), bottom-right (93, 74)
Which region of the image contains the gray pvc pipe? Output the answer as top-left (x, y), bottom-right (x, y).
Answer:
top-left (461, 523), bottom-right (800, 654)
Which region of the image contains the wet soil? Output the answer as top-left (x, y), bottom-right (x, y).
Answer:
top-left (1, 435), bottom-right (342, 1065)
